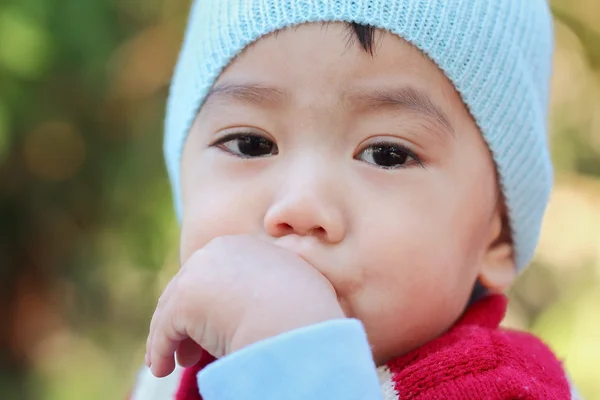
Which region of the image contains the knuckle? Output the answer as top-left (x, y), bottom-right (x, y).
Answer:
top-left (172, 274), bottom-right (207, 314)
top-left (172, 273), bottom-right (195, 300)
top-left (206, 235), bottom-right (228, 249)
top-left (183, 248), bottom-right (206, 269)
top-left (168, 307), bottom-right (185, 338)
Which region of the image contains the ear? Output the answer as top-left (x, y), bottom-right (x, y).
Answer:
top-left (478, 200), bottom-right (516, 293)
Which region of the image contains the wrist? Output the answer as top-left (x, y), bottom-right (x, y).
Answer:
top-left (229, 304), bottom-right (346, 355)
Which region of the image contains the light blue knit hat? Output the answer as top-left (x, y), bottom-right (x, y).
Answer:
top-left (164, 0), bottom-right (555, 271)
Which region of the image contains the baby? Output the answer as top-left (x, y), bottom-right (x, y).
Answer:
top-left (134, 0), bottom-right (577, 399)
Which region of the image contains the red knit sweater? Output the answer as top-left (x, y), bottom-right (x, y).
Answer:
top-left (174, 295), bottom-right (570, 399)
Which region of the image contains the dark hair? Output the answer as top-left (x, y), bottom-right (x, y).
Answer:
top-left (348, 23), bottom-right (377, 55)
top-left (279, 22), bottom-right (376, 54)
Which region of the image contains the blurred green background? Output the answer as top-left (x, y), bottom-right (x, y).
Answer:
top-left (0, 0), bottom-right (599, 399)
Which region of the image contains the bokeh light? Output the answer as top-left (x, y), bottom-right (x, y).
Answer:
top-left (23, 121), bottom-right (85, 181)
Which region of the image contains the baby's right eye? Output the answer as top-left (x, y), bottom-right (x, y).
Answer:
top-left (214, 134), bottom-right (278, 158)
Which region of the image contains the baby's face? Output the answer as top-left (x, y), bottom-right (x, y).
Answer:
top-left (180, 23), bottom-right (506, 364)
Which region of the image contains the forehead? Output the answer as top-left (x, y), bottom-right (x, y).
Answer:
top-left (221, 25), bottom-right (448, 92)
top-left (207, 23), bottom-right (465, 125)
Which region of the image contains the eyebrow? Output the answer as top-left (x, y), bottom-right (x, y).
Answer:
top-left (203, 83), bottom-right (288, 107)
top-left (203, 82), bottom-right (454, 136)
top-left (346, 86), bottom-right (454, 135)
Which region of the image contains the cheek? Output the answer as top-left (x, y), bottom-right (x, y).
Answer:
top-left (353, 170), bottom-right (486, 287)
top-left (179, 160), bottom-right (270, 264)
top-left (356, 199), bottom-right (472, 303)
top-left (180, 191), bottom-right (241, 262)
top-left (348, 203), bottom-right (482, 359)
top-left (346, 166), bottom-right (495, 349)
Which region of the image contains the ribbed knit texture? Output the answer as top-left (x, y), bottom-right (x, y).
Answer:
top-left (164, 0), bottom-right (555, 271)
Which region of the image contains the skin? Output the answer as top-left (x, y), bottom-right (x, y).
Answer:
top-left (146, 23), bottom-right (516, 377)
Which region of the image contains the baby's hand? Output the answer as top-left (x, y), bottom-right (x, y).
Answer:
top-left (145, 235), bottom-right (345, 377)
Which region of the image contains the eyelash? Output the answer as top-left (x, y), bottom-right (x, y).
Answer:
top-left (210, 133), bottom-right (424, 169)
top-left (356, 141), bottom-right (424, 169)
top-left (211, 132), bottom-right (278, 158)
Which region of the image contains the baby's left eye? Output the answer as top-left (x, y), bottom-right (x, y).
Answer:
top-left (356, 143), bottom-right (421, 169)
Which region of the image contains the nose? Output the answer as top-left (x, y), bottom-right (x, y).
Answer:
top-left (263, 166), bottom-right (346, 244)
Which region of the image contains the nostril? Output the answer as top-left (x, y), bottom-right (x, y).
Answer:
top-left (276, 223), bottom-right (294, 235)
top-left (311, 227), bottom-right (327, 237)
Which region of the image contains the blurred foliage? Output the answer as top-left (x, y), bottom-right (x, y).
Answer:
top-left (0, 0), bottom-right (599, 399)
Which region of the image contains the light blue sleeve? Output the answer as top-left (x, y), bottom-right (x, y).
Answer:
top-left (197, 319), bottom-right (383, 400)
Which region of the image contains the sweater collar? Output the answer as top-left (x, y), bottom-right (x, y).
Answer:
top-left (175, 294), bottom-right (508, 400)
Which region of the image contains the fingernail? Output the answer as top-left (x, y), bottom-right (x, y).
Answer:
top-left (145, 353), bottom-right (151, 367)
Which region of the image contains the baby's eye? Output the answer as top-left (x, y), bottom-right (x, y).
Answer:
top-left (216, 134), bottom-right (278, 158)
top-left (356, 142), bottom-right (421, 169)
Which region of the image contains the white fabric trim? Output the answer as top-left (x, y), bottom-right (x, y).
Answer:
top-left (130, 366), bottom-right (184, 400)
top-left (568, 375), bottom-right (584, 400)
top-left (377, 365), bottom-right (400, 400)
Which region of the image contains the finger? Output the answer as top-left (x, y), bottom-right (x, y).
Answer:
top-left (176, 338), bottom-right (204, 368)
top-left (146, 276), bottom-right (179, 365)
top-left (150, 311), bottom-right (187, 377)
top-left (146, 308), bottom-right (161, 366)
